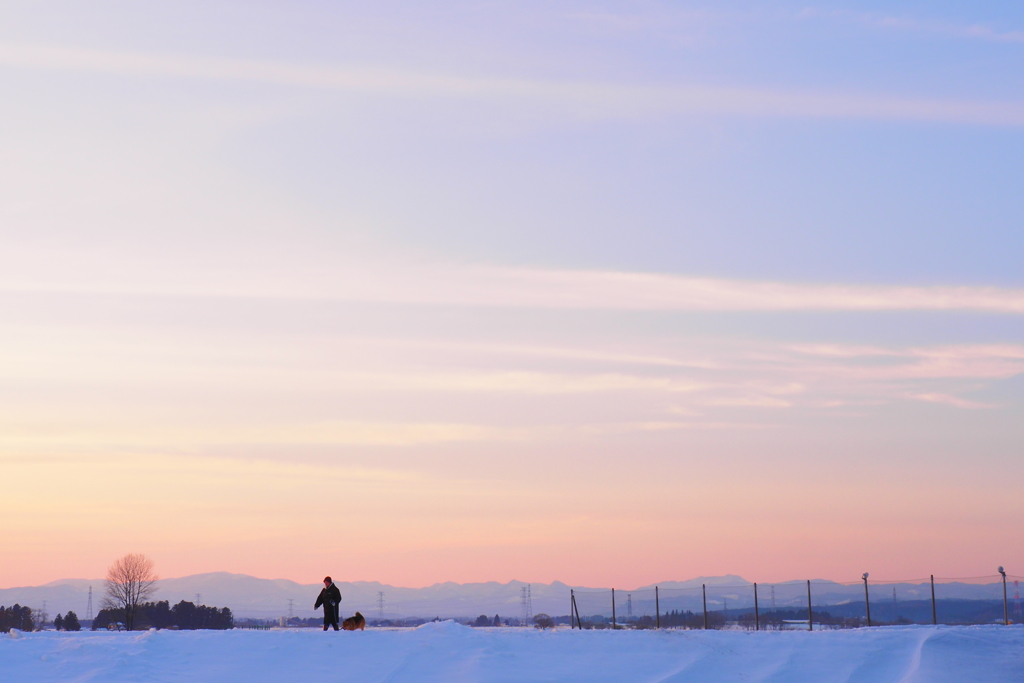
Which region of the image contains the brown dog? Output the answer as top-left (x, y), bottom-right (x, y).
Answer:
top-left (342, 612), bottom-right (366, 631)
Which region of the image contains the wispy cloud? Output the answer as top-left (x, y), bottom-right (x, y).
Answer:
top-left (451, 267), bottom-right (1024, 313)
top-left (364, 371), bottom-right (708, 395)
top-left (1, 42), bottom-right (1023, 126)
top-left (0, 419), bottom-right (509, 449)
top-left (578, 420), bottom-right (775, 434)
top-left (705, 396), bottom-right (792, 408)
top-left (798, 8), bottom-right (1024, 44)
top-left (907, 393), bottom-right (996, 409)
top-left (788, 344), bottom-right (1024, 381)
top-left (5, 244), bottom-right (1024, 314)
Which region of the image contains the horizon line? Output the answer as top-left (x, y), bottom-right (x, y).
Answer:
top-left (9, 570), bottom-right (1017, 592)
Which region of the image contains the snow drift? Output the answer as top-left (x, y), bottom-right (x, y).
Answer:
top-left (2, 622), bottom-right (1021, 682)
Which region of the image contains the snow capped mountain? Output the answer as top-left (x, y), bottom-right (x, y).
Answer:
top-left (1, 574), bottom-right (705, 619)
top-left (636, 575), bottom-right (751, 590)
top-left (0, 573), bottom-right (1007, 621)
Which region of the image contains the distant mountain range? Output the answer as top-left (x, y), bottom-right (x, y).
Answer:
top-left (0, 573), bottom-right (1008, 620)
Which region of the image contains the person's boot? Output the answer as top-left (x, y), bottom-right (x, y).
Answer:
top-left (323, 624), bottom-right (328, 631)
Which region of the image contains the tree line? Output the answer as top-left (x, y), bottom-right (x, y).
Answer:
top-left (94, 600), bottom-right (233, 630)
top-left (0, 605), bottom-right (35, 632)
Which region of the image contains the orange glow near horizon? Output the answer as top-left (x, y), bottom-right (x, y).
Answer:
top-left (1, 307), bottom-right (1022, 588)
top-left (2, 426), bottom-right (1019, 589)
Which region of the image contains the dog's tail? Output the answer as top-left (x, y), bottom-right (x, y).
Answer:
top-left (355, 611), bottom-right (363, 618)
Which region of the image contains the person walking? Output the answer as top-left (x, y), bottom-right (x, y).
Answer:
top-left (314, 576), bottom-right (342, 631)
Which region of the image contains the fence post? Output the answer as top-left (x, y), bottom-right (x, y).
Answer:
top-left (655, 586), bottom-right (660, 629)
top-left (862, 573), bottom-right (871, 627)
top-left (702, 584), bottom-right (708, 630)
top-left (806, 580), bottom-right (812, 631)
top-left (612, 588), bottom-right (616, 630)
top-left (999, 567), bottom-right (1009, 626)
top-left (930, 575), bottom-right (937, 625)
top-left (754, 583), bottom-right (759, 631)
top-left (571, 590), bottom-right (575, 630)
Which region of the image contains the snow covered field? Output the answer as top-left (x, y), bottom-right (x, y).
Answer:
top-left (3, 621), bottom-right (1022, 682)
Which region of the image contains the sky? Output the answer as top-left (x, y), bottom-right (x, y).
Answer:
top-left (1, 0), bottom-right (1022, 589)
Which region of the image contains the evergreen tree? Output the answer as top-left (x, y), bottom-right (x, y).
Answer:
top-left (54, 613), bottom-right (64, 630)
top-left (0, 605), bottom-right (35, 632)
top-left (63, 611), bottom-right (81, 631)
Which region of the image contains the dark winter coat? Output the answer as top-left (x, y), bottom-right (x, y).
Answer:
top-left (315, 583), bottom-right (343, 625)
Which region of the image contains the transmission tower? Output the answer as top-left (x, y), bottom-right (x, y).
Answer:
top-left (626, 594), bottom-right (633, 618)
top-left (377, 591), bottom-right (385, 619)
top-left (770, 586), bottom-right (776, 613)
top-left (287, 599), bottom-right (295, 620)
top-left (195, 594), bottom-right (202, 606)
top-left (86, 586), bottom-right (93, 621)
top-left (892, 587), bottom-right (898, 624)
top-left (1014, 580), bottom-right (1020, 619)
top-left (520, 585), bottom-right (532, 624)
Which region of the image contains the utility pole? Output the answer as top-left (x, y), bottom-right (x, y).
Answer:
top-left (930, 575), bottom-right (937, 625)
top-left (754, 583), bottom-right (759, 631)
top-left (999, 567), bottom-right (1008, 626)
top-left (702, 584), bottom-right (707, 630)
top-left (862, 573), bottom-right (871, 627)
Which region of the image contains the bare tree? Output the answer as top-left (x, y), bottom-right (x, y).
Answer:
top-left (103, 553), bottom-right (157, 630)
